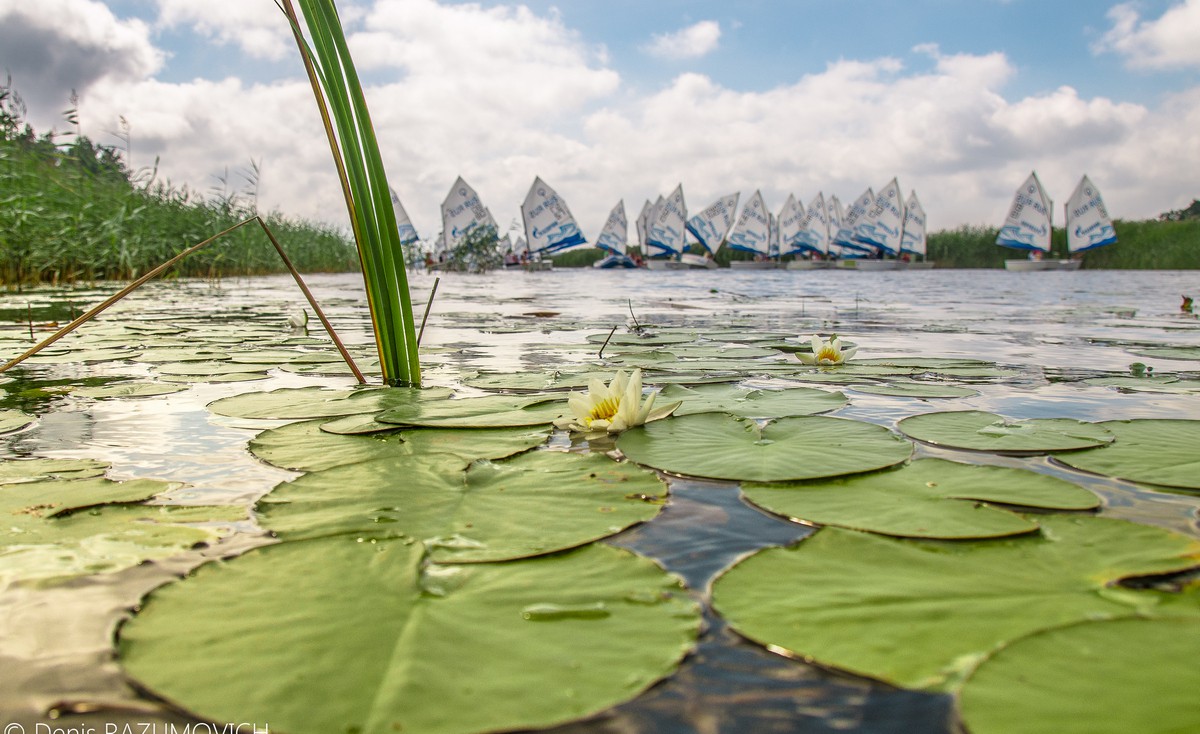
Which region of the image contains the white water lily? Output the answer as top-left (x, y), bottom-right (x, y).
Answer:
top-left (556, 368), bottom-right (676, 434)
top-left (796, 334), bottom-right (857, 366)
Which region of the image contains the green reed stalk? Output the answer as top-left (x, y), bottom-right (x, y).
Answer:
top-left (282, 0), bottom-right (420, 386)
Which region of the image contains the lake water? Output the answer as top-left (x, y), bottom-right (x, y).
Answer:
top-left (1, 268), bottom-right (1198, 732)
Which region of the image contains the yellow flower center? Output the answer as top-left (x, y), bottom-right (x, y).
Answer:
top-left (816, 345), bottom-right (841, 363)
top-left (586, 396), bottom-right (621, 425)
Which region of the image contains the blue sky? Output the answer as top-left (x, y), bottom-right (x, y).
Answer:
top-left (2, 0), bottom-right (1198, 241)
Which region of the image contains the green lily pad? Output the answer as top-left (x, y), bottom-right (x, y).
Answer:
top-left (586, 332), bottom-right (697, 346)
top-left (0, 409), bottom-right (36, 435)
top-left (27, 348), bottom-right (140, 364)
top-left (249, 420), bottom-right (550, 472)
top-left (0, 475), bottom-right (175, 517)
top-left (258, 451), bottom-right (667, 562)
top-left (0, 458), bottom-right (110, 484)
top-left (960, 617), bottom-right (1200, 734)
top-left (462, 371), bottom-right (593, 392)
top-left (72, 382), bottom-right (189, 399)
top-left (1054, 419), bottom-right (1200, 490)
top-left (616, 414), bottom-right (912, 482)
top-left (377, 393), bottom-right (567, 428)
top-left (121, 540), bottom-right (699, 734)
top-left (850, 382), bottom-right (979, 398)
top-left (661, 383), bottom-right (848, 418)
top-left (159, 372), bottom-right (271, 384)
top-left (852, 357), bottom-right (994, 369)
top-left (742, 458), bottom-right (1098, 539)
top-left (897, 411), bottom-right (1114, 454)
top-left (660, 345), bottom-right (783, 360)
top-left (1126, 346), bottom-right (1200, 360)
top-left (712, 516), bottom-right (1200, 692)
top-left (207, 386), bottom-right (452, 420)
top-left (153, 362), bottom-right (270, 377)
top-left (132, 348), bottom-right (231, 363)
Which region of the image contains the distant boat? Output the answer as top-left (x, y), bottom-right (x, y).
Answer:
top-left (900, 191), bottom-right (933, 269)
top-left (833, 187), bottom-right (875, 262)
top-left (389, 187), bottom-right (419, 246)
top-left (440, 176), bottom-right (492, 252)
top-left (593, 200), bottom-right (638, 269)
top-left (855, 178), bottom-right (906, 256)
top-left (682, 192), bottom-right (739, 269)
top-left (777, 194), bottom-right (806, 260)
top-left (787, 192), bottom-right (833, 270)
top-left (521, 177), bottom-right (587, 259)
top-left (998, 172), bottom-right (1059, 271)
top-left (1066, 174), bottom-right (1118, 254)
top-left (727, 190), bottom-right (778, 269)
top-left (645, 185), bottom-right (689, 269)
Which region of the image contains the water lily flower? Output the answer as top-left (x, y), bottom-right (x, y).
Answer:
top-left (556, 368), bottom-right (678, 434)
top-left (796, 334), bottom-right (857, 366)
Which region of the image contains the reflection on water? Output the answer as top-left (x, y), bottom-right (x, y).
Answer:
top-left (1, 268), bottom-right (1199, 732)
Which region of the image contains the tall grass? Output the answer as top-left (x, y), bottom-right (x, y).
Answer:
top-left (927, 221), bottom-right (1200, 269)
top-left (283, 0), bottom-right (420, 386)
top-left (0, 81), bottom-right (357, 287)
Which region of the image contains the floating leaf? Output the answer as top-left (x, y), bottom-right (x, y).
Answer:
top-left (72, 382), bottom-right (189, 399)
top-left (586, 332), bottom-right (697, 346)
top-left (1126, 346), bottom-right (1200, 361)
top-left (207, 386), bottom-right (451, 420)
top-left (249, 420), bottom-right (550, 472)
top-left (712, 516), bottom-right (1200, 692)
top-left (661, 383), bottom-right (847, 418)
top-left (852, 357), bottom-right (994, 369)
top-left (742, 458), bottom-right (1098, 539)
top-left (160, 372), bottom-right (270, 384)
top-left (897, 411), bottom-right (1114, 454)
top-left (0, 458), bottom-right (110, 484)
top-left (121, 540), bottom-right (699, 734)
top-left (1054, 419), bottom-right (1200, 490)
top-left (960, 618), bottom-right (1200, 734)
top-left (132, 348), bottom-right (231, 363)
top-left (0, 409), bottom-right (36, 435)
top-left (616, 414), bottom-right (911, 482)
top-left (850, 382), bottom-right (979, 399)
top-left (463, 371), bottom-right (592, 392)
top-left (153, 361), bottom-right (268, 377)
top-left (259, 451), bottom-right (666, 562)
top-left (377, 393), bottom-right (567, 428)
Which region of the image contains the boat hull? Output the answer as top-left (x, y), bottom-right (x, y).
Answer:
top-left (838, 259), bottom-right (898, 271)
top-left (679, 253), bottom-right (719, 269)
top-left (645, 259), bottom-right (689, 270)
top-left (592, 254), bottom-right (637, 269)
top-left (786, 260), bottom-right (832, 270)
top-left (904, 260), bottom-right (935, 269)
top-left (729, 260), bottom-right (781, 270)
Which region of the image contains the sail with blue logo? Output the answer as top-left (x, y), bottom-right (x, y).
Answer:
top-left (996, 172), bottom-right (1053, 252)
top-left (794, 192), bottom-right (830, 256)
top-left (777, 194), bottom-right (806, 256)
top-left (1066, 175), bottom-right (1118, 253)
top-left (853, 178), bottom-right (906, 255)
top-left (832, 188), bottom-right (874, 254)
top-left (389, 187), bottom-right (419, 246)
top-left (686, 192), bottom-right (740, 255)
top-left (900, 191), bottom-right (926, 258)
top-left (646, 185), bottom-right (687, 257)
top-left (521, 177), bottom-right (587, 255)
top-left (635, 199), bottom-right (653, 252)
top-left (440, 177), bottom-right (492, 250)
top-left (826, 195), bottom-right (845, 258)
top-left (726, 190), bottom-right (771, 256)
top-left (596, 200), bottom-right (629, 256)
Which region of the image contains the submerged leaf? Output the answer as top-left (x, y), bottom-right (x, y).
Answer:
top-left (897, 410), bottom-right (1114, 454)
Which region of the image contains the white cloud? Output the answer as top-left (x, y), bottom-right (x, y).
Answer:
top-left (643, 21), bottom-right (721, 60)
top-left (1095, 0), bottom-right (1200, 69)
top-left (154, 0), bottom-right (295, 61)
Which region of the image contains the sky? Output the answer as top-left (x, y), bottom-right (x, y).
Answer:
top-left (1, 0), bottom-right (1199, 245)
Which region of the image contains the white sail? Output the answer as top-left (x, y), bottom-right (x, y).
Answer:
top-left (900, 191), bottom-right (927, 257)
top-left (646, 185), bottom-right (687, 256)
top-left (440, 177), bottom-right (492, 250)
top-left (854, 178), bottom-right (906, 255)
top-left (389, 187), bottom-right (419, 245)
top-left (777, 194), bottom-right (807, 256)
top-left (826, 195), bottom-right (845, 258)
top-left (996, 172), bottom-right (1052, 252)
top-left (635, 199), bottom-right (652, 250)
top-left (521, 177), bottom-right (587, 255)
top-left (1066, 175), bottom-right (1117, 253)
top-left (833, 187), bottom-right (874, 253)
top-left (726, 190), bottom-right (771, 256)
top-left (686, 192), bottom-right (740, 255)
top-left (794, 192), bottom-right (830, 256)
top-left (595, 200), bottom-right (629, 256)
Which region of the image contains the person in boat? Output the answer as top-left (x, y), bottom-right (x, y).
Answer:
top-left (1030, 250), bottom-right (1044, 261)
top-left (1183, 295), bottom-right (1195, 313)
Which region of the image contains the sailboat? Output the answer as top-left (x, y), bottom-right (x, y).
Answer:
top-left (787, 192), bottom-right (833, 269)
top-left (847, 178), bottom-right (905, 270)
top-left (998, 172), bottom-right (1058, 271)
top-left (682, 192), bottom-right (739, 268)
top-left (900, 191), bottom-right (933, 268)
top-left (520, 177), bottom-right (586, 270)
top-left (645, 185), bottom-right (689, 270)
top-left (593, 200), bottom-right (637, 269)
top-left (436, 177), bottom-right (499, 270)
top-left (777, 194), bottom-right (806, 264)
top-left (727, 190), bottom-right (778, 269)
top-left (832, 187), bottom-right (875, 267)
top-left (1065, 175), bottom-right (1118, 258)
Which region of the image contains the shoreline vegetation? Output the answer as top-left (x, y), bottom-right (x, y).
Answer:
top-left (2, 83), bottom-right (1197, 287)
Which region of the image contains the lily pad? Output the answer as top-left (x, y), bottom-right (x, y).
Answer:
top-left (742, 458), bottom-right (1098, 539)
top-left (850, 382), bottom-right (979, 399)
top-left (132, 348), bottom-right (231, 363)
top-left (159, 372), bottom-right (271, 384)
top-left (712, 516), bottom-right (1200, 692)
top-left (153, 361), bottom-right (268, 377)
top-left (207, 386), bottom-right (452, 420)
top-left (959, 617), bottom-right (1200, 734)
top-left (616, 414), bottom-right (912, 482)
top-left (852, 357), bottom-right (994, 369)
top-left (661, 383), bottom-right (848, 418)
top-left (1126, 346), bottom-right (1200, 360)
top-left (897, 411), bottom-right (1114, 454)
top-left (1053, 419), bottom-right (1200, 490)
top-left (249, 420), bottom-right (550, 472)
top-left (258, 451), bottom-right (667, 562)
top-left (0, 458), bottom-right (110, 484)
top-left (377, 393), bottom-right (567, 429)
top-left (586, 332), bottom-right (697, 346)
top-left (0, 409), bottom-right (36, 435)
top-left (72, 382), bottom-right (189, 399)
top-left (121, 540), bottom-right (699, 734)
top-left (462, 371), bottom-right (593, 392)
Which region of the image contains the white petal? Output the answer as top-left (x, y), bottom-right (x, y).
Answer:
top-left (841, 346), bottom-right (858, 362)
